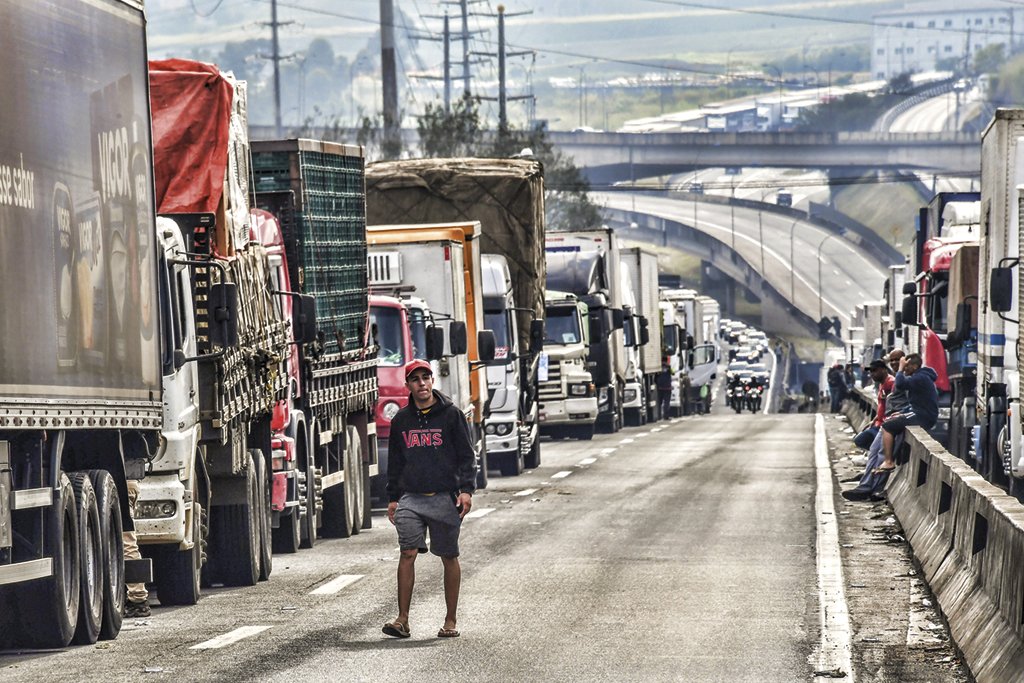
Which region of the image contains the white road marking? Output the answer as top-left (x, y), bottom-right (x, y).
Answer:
top-left (577, 457), bottom-right (597, 466)
top-left (514, 488), bottom-right (538, 497)
top-left (811, 414), bottom-right (855, 679)
top-left (465, 507), bottom-right (495, 519)
top-left (651, 427), bottom-right (664, 432)
top-left (550, 470), bottom-right (573, 479)
top-left (310, 574), bottom-right (364, 596)
top-left (636, 432), bottom-right (649, 438)
top-left (191, 625), bottom-right (272, 650)
top-left (600, 448), bottom-right (617, 456)
top-left (619, 438), bottom-right (635, 444)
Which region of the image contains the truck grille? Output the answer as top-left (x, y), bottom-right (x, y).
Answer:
top-left (538, 361), bottom-right (563, 401)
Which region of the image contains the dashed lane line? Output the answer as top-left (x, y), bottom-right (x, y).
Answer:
top-left (310, 574), bottom-right (364, 596)
top-left (465, 507), bottom-right (495, 519)
top-left (619, 438), bottom-right (635, 445)
top-left (577, 457), bottom-right (597, 466)
top-left (599, 448), bottom-right (617, 456)
top-left (636, 432), bottom-right (649, 438)
top-left (514, 488), bottom-right (538, 497)
top-left (191, 626), bottom-right (272, 650)
top-left (550, 470), bottom-right (573, 479)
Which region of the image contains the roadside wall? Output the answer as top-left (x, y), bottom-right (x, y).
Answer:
top-left (843, 393), bottom-right (1024, 682)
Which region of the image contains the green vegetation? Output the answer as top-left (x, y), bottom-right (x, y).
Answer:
top-left (832, 175), bottom-right (923, 259)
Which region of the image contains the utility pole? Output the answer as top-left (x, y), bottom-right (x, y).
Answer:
top-left (380, 0), bottom-right (400, 153)
top-left (258, 0), bottom-right (294, 137)
top-left (444, 14), bottom-right (451, 112)
top-left (476, 4), bottom-right (533, 133)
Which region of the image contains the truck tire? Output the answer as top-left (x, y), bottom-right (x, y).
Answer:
top-left (299, 462), bottom-right (319, 549)
top-left (17, 473), bottom-right (79, 648)
top-left (499, 450), bottom-right (524, 477)
top-left (475, 443), bottom-right (489, 490)
top-left (322, 435), bottom-right (355, 538)
top-left (153, 476), bottom-right (203, 606)
top-left (348, 427), bottom-right (365, 535)
top-left (86, 470), bottom-right (124, 639)
top-left (255, 451), bottom-right (273, 581)
top-left (574, 424), bottom-right (595, 441)
top-left (625, 409), bottom-right (641, 427)
top-left (212, 455), bottom-right (260, 587)
top-left (361, 460), bottom-right (373, 531)
top-left (524, 436), bottom-right (541, 470)
top-left (273, 508), bottom-right (301, 554)
top-left (69, 472), bottom-right (103, 645)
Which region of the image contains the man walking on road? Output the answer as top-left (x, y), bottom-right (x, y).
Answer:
top-left (383, 360), bottom-right (476, 640)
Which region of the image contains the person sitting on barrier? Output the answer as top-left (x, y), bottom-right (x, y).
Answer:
top-left (851, 359), bottom-right (894, 451)
top-left (874, 352), bottom-right (937, 474)
top-left (842, 351), bottom-right (909, 501)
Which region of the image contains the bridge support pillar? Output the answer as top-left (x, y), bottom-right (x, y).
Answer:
top-left (700, 262), bottom-right (735, 316)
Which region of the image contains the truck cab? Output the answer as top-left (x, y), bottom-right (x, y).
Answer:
top-left (539, 290), bottom-right (598, 439)
top-left (620, 268), bottom-right (645, 426)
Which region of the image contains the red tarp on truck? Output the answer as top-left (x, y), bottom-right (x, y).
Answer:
top-left (149, 59), bottom-right (232, 215)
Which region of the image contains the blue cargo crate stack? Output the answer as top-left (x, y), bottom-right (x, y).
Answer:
top-left (252, 139), bottom-right (368, 356)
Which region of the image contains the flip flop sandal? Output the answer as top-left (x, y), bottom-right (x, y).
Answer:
top-left (871, 465), bottom-right (896, 475)
top-left (437, 627), bottom-right (461, 638)
top-left (382, 621), bottom-right (411, 638)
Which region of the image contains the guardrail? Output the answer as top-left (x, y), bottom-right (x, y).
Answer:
top-left (841, 390), bottom-right (1024, 682)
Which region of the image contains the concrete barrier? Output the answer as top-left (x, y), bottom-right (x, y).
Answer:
top-left (837, 388), bottom-right (1024, 681)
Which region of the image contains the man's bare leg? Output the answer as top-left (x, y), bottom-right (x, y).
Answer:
top-left (440, 555), bottom-right (461, 631)
top-left (880, 429), bottom-right (895, 469)
top-left (395, 549), bottom-right (417, 626)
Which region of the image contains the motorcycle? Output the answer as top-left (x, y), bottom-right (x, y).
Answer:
top-left (747, 384), bottom-right (763, 413)
top-left (729, 383), bottom-right (745, 413)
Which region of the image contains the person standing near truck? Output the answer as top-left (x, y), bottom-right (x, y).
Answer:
top-left (383, 360), bottom-right (476, 639)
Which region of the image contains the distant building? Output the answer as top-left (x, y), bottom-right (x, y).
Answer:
top-left (872, 2), bottom-right (1020, 80)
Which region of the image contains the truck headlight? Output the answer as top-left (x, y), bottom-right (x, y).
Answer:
top-left (381, 401), bottom-right (401, 421)
top-left (485, 423), bottom-right (497, 435)
top-left (496, 423), bottom-right (514, 436)
top-left (938, 407), bottom-right (951, 422)
top-left (137, 500), bottom-right (177, 519)
top-left (624, 388), bottom-right (638, 403)
top-left (598, 387), bottom-right (609, 405)
top-left (570, 383), bottom-right (590, 397)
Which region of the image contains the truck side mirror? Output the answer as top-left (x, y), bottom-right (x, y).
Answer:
top-left (902, 282), bottom-right (916, 295)
top-left (293, 294), bottom-right (317, 344)
top-left (901, 295), bottom-right (917, 327)
top-left (477, 329), bottom-right (496, 362)
top-left (449, 321), bottom-right (468, 355)
top-left (208, 282), bottom-right (239, 348)
top-left (529, 319), bottom-right (545, 355)
top-left (426, 325), bottom-right (445, 361)
top-left (991, 268), bottom-right (1014, 312)
top-left (611, 308), bottom-right (625, 330)
top-left (686, 334), bottom-right (695, 350)
top-left (639, 316), bottom-right (650, 346)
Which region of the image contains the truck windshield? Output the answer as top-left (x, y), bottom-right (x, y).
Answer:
top-left (623, 314), bottom-right (635, 347)
top-left (544, 306), bottom-right (581, 344)
top-left (370, 306), bottom-right (406, 366)
top-left (926, 272), bottom-right (949, 334)
top-left (485, 310), bottom-right (510, 359)
top-left (407, 308), bottom-right (429, 360)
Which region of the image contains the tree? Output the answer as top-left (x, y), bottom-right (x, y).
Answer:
top-left (416, 95), bottom-right (483, 158)
top-left (973, 43), bottom-right (1005, 77)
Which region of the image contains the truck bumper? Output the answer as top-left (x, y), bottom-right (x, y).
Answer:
top-left (485, 413), bottom-right (519, 457)
top-left (135, 474), bottom-right (188, 546)
top-left (539, 398), bottom-right (598, 426)
top-left (623, 382), bottom-right (643, 410)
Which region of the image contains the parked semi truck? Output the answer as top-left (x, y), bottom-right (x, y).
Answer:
top-left (365, 158), bottom-right (545, 477)
top-left (620, 247), bottom-right (661, 424)
top-left (659, 299), bottom-right (685, 416)
top-left (973, 111), bottom-right (1022, 496)
top-left (546, 229), bottom-right (626, 432)
top-left (367, 222), bottom-right (495, 487)
top-left (145, 60), bottom-right (293, 597)
top-left (662, 289), bottom-right (719, 413)
top-left (539, 291), bottom-right (599, 438)
top-left (900, 193), bottom-right (981, 450)
top-left (881, 264), bottom-right (908, 351)
top-left (251, 138), bottom-right (380, 549)
top-left (0, 0), bottom-right (164, 646)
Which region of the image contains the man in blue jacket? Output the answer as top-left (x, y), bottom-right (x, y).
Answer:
top-left (875, 352), bottom-right (938, 473)
top-left (382, 359), bottom-right (476, 640)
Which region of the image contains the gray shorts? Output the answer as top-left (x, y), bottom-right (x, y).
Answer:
top-left (394, 492), bottom-right (463, 557)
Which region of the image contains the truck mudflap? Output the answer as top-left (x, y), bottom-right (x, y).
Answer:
top-left (124, 557), bottom-right (152, 585)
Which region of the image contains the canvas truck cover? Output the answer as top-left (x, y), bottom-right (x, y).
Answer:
top-left (0, 0), bottom-right (162, 425)
top-left (149, 59), bottom-right (251, 254)
top-left (366, 158), bottom-right (544, 353)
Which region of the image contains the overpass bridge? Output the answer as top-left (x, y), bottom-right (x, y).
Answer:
top-left (546, 130), bottom-right (981, 186)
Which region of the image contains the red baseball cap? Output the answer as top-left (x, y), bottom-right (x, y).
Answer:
top-left (404, 359), bottom-right (433, 380)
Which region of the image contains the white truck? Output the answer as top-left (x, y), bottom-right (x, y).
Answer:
top-left (975, 109), bottom-right (1023, 496)
top-left (538, 291), bottom-right (599, 439)
top-left (662, 289), bottom-right (719, 413)
top-left (546, 229), bottom-right (627, 432)
top-left (482, 254), bottom-right (544, 474)
top-left (620, 247), bottom-right (663, 424)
